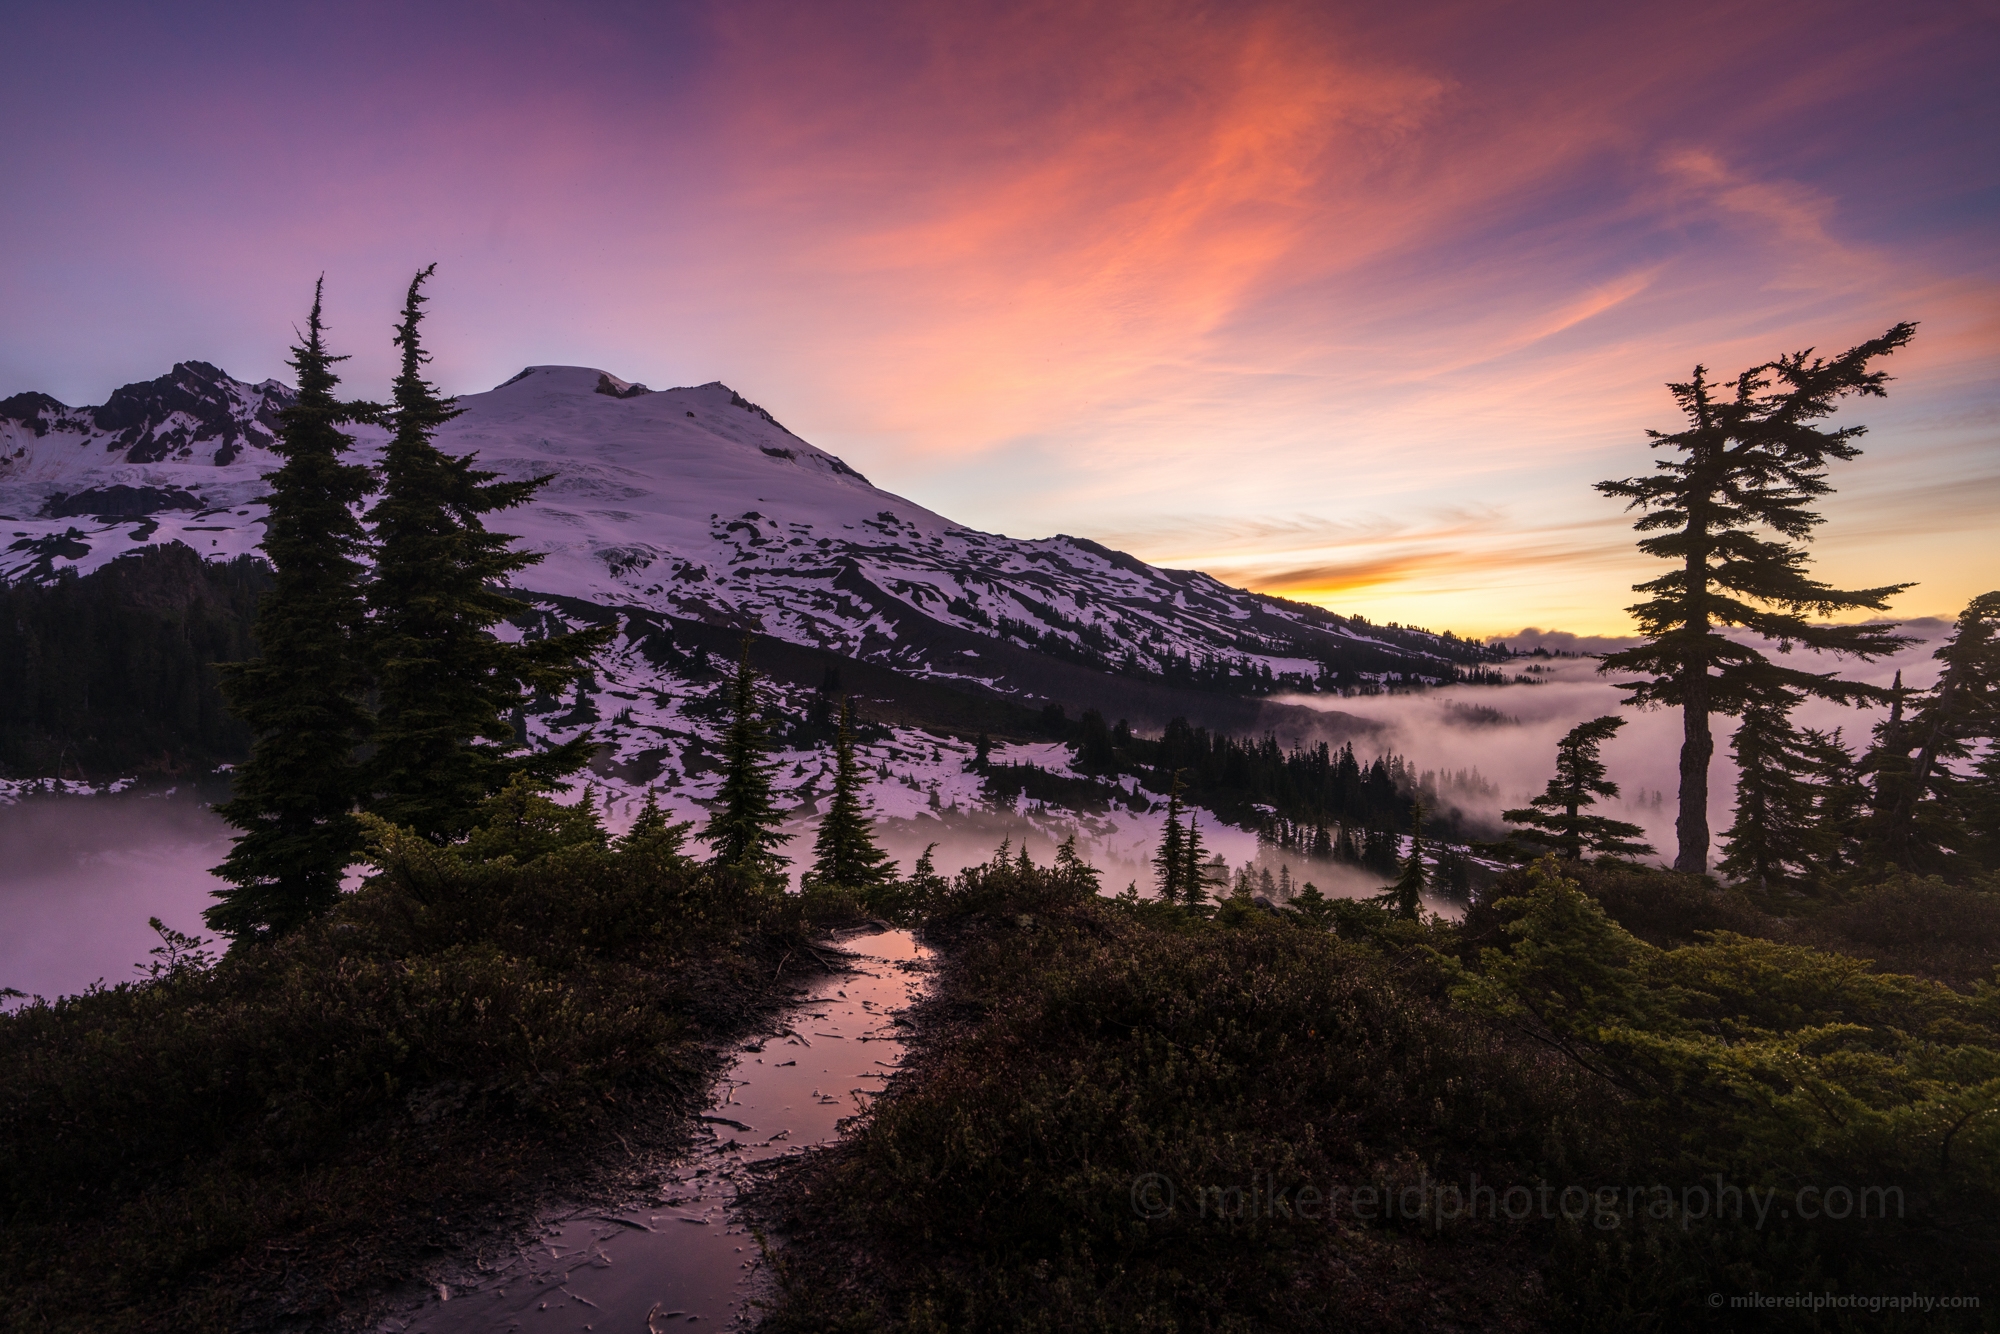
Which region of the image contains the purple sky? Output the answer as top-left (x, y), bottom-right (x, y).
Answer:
top-left (4, 0), bottom-right (1995, 635)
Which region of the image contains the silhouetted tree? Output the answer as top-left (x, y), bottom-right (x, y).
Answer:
top-left (1375, 800), bottom-right (1427, 920)
top-left (1287, 881), bottom-right (1339, 930)
top-left (1718, 695), bottom-right (1831, 889)
top-left (365, 266), bottom-right (610, 841)
top-left (1154, 771), bottom-right (1188, 901)
top-left (1434, 843), bottom-right (1473, 898)
top-left (1597, 324), bottom-right (1916, 871)
top-left (209, 283), bottom-right (377, 943)
top-left (704, 640), bottom-right (791, 885)
top-left (1864, 592), bottom-right (2000, 875)
top-left (809, 698), bottom-right (894, 888)
top-left (1181, 811), bottom-right (1217, 908)
top-left (1334, 822), bottom-right (1361, 865)
top-left (1361, 823), bottom-right (1398, 877)
top-left (1503, 716), bottom-right (1654, 861)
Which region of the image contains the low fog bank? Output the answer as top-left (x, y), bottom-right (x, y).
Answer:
top-left (1276, 623), bottom-right (1953, 863)
top-left (0, 785), bottom-right (232, 1008)
top-left (794, 796), bottom-right (1460, 920)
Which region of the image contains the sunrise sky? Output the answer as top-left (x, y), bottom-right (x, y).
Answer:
top-left (4, 0), bottom-right (1994, 638)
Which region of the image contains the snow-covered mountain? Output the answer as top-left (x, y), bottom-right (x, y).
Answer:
top-left (3, 362), bottom-right (1495, 698)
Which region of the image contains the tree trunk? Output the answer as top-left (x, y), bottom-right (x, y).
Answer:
top-left (1676, 671), bottom-right (1712, 873)
top-left (1677, 498), bottom-right (1713, 875)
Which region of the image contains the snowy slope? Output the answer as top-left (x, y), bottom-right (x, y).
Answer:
top-left (2, 362), bottom-right (1496, 692)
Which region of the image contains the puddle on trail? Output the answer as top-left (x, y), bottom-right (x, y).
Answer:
top-left (386, 926), bottom-right (930, 1332)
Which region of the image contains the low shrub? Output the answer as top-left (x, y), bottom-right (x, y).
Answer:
top-left (755, 856), bottom-right (2000, 1331)
top-left (756, 856), bottom-right (1607, 1331)
top-left (1789, 872), bottom-right (2000, 988)
top-left (0, 803), bottom-right (811, 1332)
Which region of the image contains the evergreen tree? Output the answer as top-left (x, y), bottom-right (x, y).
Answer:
top-left (703, 639), bottom-right (791, 884)
top-left (1718, 695), bottom-right (1831, 889)
top-left (1154, 771), bottom-right (1188, 902)
top-left (365, 266), bottom-right (610, 841)
top-left (810, 698), bottom-right (895, 887)
top-left (1864, 592), bottom-right (2000, 875)
top-left (1334, 822), bottom-right (1361, 865)
top-left (1434, 843), bottom-right (1473, 898)
top-left (1054, 833), bottom-right (1103, 896)
top-left (618, 787), bottom-right (691, 858)
top-left (1596, 324), bottom-right (1916, 871)
top-left (208, 282), bottom-right (377, 943)
top-left (454, 771), bottom-right (607, 865)
top-left (1180, 811), bottom-right (1216, 907)
top-left (1502, 716), bottom-right (1654, 861)
top-left (1287, 881), bottom-right (1339, 930)
top-left (1361, 823), bottom-right (1398, 876)
top-left (1375, 800), bottom-right (1427, 920)
top-left (1804, 728), bottom-right (1869, 877)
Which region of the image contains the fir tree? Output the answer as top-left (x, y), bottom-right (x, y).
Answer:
top-left (1864, 592), bottom-right (2000, 874)
top-left (703, 639), bottom-right (791, 885)
top-left (1054, 833), bottom-right (1103, 895)
top-left (1803, 729), bottom-right (1869, 877)
top-left (208, 281), bottom-right (377, 943)
top-left (1362, 823), bottom-right (1399, 876)
top-left (1154, 771), bottom-right (1188, 902)
top-left (1718, 695), bottom-right (1831, 889)
top-left (1502, 716), bottom-right (1655, 862)
top-left (365, 266), bottom-right (610, 841)
top-left (1334, 822), bottom-right (1361, 865)
top-left (1375, 800), bottom-right (1427, 920)
top-left (1434, 844), bottom-right (1473, 898)
top-left (1180, 811), bottom-right (1216, 907)
top-left (618, 787), bottom-right (691, 858)
top-left (1287, 881), bottom-right (1339, 930)
top-left (810, 698), bottom-right (895, 887)
top-left (1596, 324), bottom-right (1916, 871)
top-left (455, 771), bottom-right (607, 865)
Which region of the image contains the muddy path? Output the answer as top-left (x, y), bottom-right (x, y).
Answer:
top-left (375, 926), bottom-right (931, 1332)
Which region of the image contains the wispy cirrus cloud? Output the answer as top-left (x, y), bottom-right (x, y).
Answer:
top-left (1, 0), bottom-right (1993, 637)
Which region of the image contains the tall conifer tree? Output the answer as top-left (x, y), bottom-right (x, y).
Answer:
top-left (1718, 696), bottom-right (1831, 889)
top-left (1502, 716), bottom-right (1654, 861)
top-left (704, 640), bottom-right (791, 884)
top-left (1180, 812), bottom-right (1216, 908)
top-left (365, 267), bottom-right (610, 841)
top-left (810, 698), bottom-right (895, 887)
top-left (1864, 592), bottom-right (2000, 874)
top-left (1362, 823), bottom-right (1399, 876)
top-left (208, 282), bottom-right (376, 943)
top-left (1596, 325), bottom-right (1916, 871)
top-left (1154, 772), bottom-right (1188, 901)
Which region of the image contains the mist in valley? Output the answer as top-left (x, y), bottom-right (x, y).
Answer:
top-left (1274, 619), bottom-right (1956, 863)
top-left (0, 620), bottom-right (1952, 1005)
top-left (0, 785), bottom-right (232, 1008)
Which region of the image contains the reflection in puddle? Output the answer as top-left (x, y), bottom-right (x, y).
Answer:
top-left (389, 926), bottom-right (930, 1331)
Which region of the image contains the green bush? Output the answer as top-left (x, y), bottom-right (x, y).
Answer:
top-left (756, 857), bottom-right (2000, 1331)
top-left (758, 860), bottom-right (1608, 1331)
